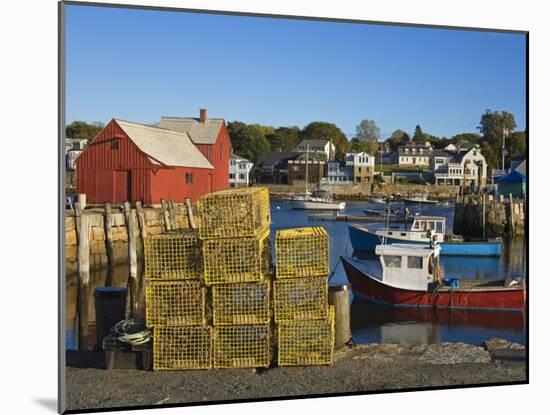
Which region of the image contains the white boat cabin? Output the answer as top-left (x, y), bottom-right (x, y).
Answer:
top-left (376, 215), bottom-right (446, 244)
top-left (375, 244), bottom-right (441, 291)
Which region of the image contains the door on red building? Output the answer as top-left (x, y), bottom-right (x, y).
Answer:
top-left (114, 170), bottom-right (132, 202)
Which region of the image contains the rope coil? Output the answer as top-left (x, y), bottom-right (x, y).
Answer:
top-left (111, 319), bottom-right (151, 346)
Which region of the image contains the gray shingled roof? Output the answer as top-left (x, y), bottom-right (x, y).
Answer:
top-left (158, 117), bottom-right (223, 144)
top-left (432, 149), bottom-right (454, 158)
top-left (115, 119), bottom-right (214, 169)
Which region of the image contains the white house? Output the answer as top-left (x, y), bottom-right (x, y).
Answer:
top-left (65, 138), bottom-right (89, 171)
top-left (66, 150), bottom-right (82, 171)
top-left (229, 153), bottom-right (253, 187)
top-left (346, 152), bottom-right (375, 183)
top-left (432, 145), bottom-right (487, 186)
top-left (398, 142), bottom-right (433, 166)
top-left (295, 139), bottom-right (335, 160)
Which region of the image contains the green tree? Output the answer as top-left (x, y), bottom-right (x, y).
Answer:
top-left (412, 124), bottom-right (429, 142)
top-left (300, 122), bottom-right (349, 161)
top-left (386, 129), bottom-right (410, 151)
top-left (266, 126), bottom-right (301, 152)
top-left (507, 131), bottom-right (526, 158)
top-left (227, 122), bottom-right (271, 162)
top-left (349, 138), bottom-right (375, 154)
top-left (66, 120), bottom-right (104, 141)
top-left (353, 119), bottom-right (380, 155)
top-left (480, 140), bottom-right (499, 172)
top-left (477, 110), bottom-right (517, 170)
top-left (430, 136), bottom-right (452, 149)
top-left (478, 110), bottom-right (516, 145)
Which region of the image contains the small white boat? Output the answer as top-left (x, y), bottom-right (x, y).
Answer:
top-left (369, 197), bottom-right (386, 204)
top-left (403, 195), bottom-right (438, 205)
top-left (293, 199), bottom-right (346, 211)
top-left (290, 145), bottom-right (346, 211)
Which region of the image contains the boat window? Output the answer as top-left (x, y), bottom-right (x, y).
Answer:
top-left (383, 255), bottom-right (402, 268)
top-left (407, 256), bottom-right (423, 269)
top-left (420, 221), bottom-right (427, 230)
top-left (400, 232), bottom-right (407, 236)
top-left (426, 221), bottom-right (434, 230)
top-left (388, 232), bottom-right (393, 235)
top-left (436, 221), bottom-right (444, 233)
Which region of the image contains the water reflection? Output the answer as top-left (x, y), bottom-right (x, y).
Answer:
top-left (351, 303), bottom-right (526, 345)
top-left (66, 262), bottom-right (145, 350)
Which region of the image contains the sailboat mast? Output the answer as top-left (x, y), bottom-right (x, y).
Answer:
top-left (305, 144), bottom-right (309, 195)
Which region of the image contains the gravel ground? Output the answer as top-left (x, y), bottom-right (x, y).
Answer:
top-left (65, 339), bottom-right (526, 412)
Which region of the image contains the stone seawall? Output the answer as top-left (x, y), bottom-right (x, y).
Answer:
top-left (453, 195), bottom-right (525, 237)
top-left (65, 203), bottom-right (195, 275)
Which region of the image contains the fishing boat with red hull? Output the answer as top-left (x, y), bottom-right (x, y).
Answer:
top-left (341, 244), bottom-right (525, 311)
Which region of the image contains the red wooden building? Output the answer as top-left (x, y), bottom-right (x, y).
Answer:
top-left (75, 119), bottom-right (216, 204)
top-left (158, 109), bottom-right (231, 192)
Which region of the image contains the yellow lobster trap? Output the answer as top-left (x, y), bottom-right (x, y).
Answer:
top-left (144, 230), bottom-right (202, 280)
top-left (198, 187), bottom-right (271, 239)
top-left (213, 325), bottom-right (271, 368)
top-left (273, 277), bottom-right (328, 322)
top-left (153, 325), bottom-right (212, 370)
top-left (277, 306), bottom-right (334, 366)
top-left (212, 282), bottom-right (270, 325)
top-left (203, 228), bottom-right (271, 285)
top-left (275, 227), bottom-right (329, 279)
top-left (145, 280), bottom-right (206, 327)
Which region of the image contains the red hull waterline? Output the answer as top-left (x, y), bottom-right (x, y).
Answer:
top-left (342, 258), bottom-right (525, 311)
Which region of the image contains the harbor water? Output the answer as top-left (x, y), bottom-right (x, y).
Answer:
top-left (66, 200), bottom-right (526, 350)
top-left (271, 200), bottom-right (526, 346)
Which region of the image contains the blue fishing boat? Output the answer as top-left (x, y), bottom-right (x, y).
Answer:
top-left (348, 215), bottom-right (502, 256)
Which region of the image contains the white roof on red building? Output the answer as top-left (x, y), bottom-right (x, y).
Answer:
top-left (115, 119), bottom-right (214, 169)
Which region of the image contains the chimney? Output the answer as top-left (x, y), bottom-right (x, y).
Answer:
top-left (199, 108), bottom-right (207, 123)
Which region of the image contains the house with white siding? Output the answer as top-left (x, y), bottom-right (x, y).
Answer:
top-left (398, 142), bottom-right (433, 166)
top-left (229, 153), bottom-right (253, 187)
top-left (432, 145), bottom-right (487, 186)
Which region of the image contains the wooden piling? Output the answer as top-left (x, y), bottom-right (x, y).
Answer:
top-left (127, 208), bottom-right (138, 317)
top-left (328, 284), bottom-right (352, 349)
top-left (185, 198), bottom-right (196, 230)
top-left (509, 193), bottom-right (515, 236)
top-left (161, 199), bottom-right (171, 231)
top-left (135, 200), bottom-right (147, 244)
top-left (77, 193), bottom-right (87, 210)
top-left (77, 213), bottom-right (90, 350)
top-left (74, 201), bottom-right (82, 239)
top-left (103, 202), bottom-right (114, 286)
top-left (168, 200), bottom-right (177, 230)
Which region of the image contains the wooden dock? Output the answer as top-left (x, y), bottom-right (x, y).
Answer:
top-left (307, 213), bottom-right (412, 223)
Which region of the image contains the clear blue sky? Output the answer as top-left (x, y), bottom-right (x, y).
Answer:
top-left (65, 4), bottom-right (526, 139)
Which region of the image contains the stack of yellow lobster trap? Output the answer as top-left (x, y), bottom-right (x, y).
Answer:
top-left (144, 186), bottom-right (334, 370)
top-left (274, 227), bottom-right (335, 366)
